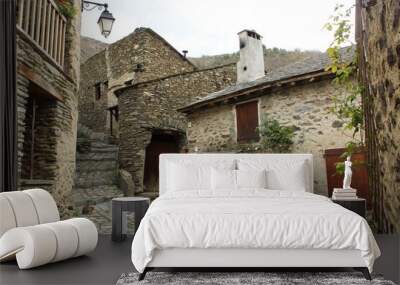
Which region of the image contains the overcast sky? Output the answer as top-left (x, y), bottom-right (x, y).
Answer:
top-left (81, 0), bottom-right (355, 57)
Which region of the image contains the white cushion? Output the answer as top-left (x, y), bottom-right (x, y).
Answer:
top-left (236, 169), bottom-right (267, 189)
top-left (167, 159), bottom-right (235, 192)
top-left (211, 168), bottom-right (236, 191)
top-left (160, 154), bottom-right (313, 194)
top-left (63, 218), bottom-right (98, 257)
top-left (0, 192), bottom-right (39, 227)
top-left (0, 189), bottom-right (98, 269)
top-left (24, 189), bottom-right (60, 224)
top-left (42, 222), bottom-right (79, 262)
top-left (238, 159), bottom-right (308, 191)
top-left (167, 163), bottom-right (211, 191)
top-left (0, 218), bottom-right (98, 269)
top-left (0, 196), bottom-right (16, 237)
top-left (0, 226), bottom-right (57, 269)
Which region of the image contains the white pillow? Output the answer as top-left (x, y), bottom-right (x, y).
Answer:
top-left (266, 163), bottom-right (307, 191)
top-left (236, 169), bottom-right (267, 189)
top-left (211, 168), bottom-right (236, 191)
top-left (167, 163), bottom-right (211, 191)
top-left (237, 159), bottom-right (308, 191)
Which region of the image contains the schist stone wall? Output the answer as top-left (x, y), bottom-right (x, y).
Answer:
top-left (186, 79), bottom-right (353, 195)
top-left (79, 50), bottom-right (108, 132)
top-left (108, 28), bottom-right (195, 85)
top-left (118, 64), bottom-right (236, 193)
top-left (79, 27), bottom-right (195, 134)
top-left (361, 0), bottom-right (400, 232)
top-left (16, 0), bottom-right (81, 217)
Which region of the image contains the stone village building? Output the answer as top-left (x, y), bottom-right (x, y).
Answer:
top-left (80, 27), bottom-right (354, 197)
top-left (79, 27), bottom-right (236, 196)
top-left (15, 0), bottom-right (81, 216)
top-left (179, 30), bottom-right (355, 195)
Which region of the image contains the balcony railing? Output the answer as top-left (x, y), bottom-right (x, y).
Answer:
top-left (17, 0), bottom-right (67, 68)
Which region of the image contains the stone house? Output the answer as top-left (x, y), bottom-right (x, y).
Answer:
top-left (179, 30), bottom-right (355, 195)
top-left (80, 27), bottom-right (237, 196)
top-left (79, 27), bottom-right (196, 137)
top-left (81, 27), bottom-right (354, 198)
top-left (16, 0), bottom-right (81, 216)
top-left (116, 63), bottom-right (236, 195)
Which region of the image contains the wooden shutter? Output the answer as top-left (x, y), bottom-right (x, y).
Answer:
top-left (236, 101), bottom-right (259, 142)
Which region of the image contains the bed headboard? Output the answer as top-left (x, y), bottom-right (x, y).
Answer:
top-left (159, 153), bottom-right (313, 195)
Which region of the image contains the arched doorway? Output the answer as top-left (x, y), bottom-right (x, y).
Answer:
top-left (143, 130), bottom-right (184, 194)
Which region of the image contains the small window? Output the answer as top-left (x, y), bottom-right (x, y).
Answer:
top-left (236, 101), bottom-right (259, 142)
top-left (94, 83), bottom-right (101, 100)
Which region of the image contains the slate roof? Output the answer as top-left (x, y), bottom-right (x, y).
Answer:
top-left (180, 46), bottom-right (355, 111)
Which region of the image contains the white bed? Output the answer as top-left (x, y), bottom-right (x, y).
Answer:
top-left (131, 154), bottom-right (380, 280)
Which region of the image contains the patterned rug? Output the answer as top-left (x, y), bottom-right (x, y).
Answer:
top-left (116, 271), bottom-right (395, 285)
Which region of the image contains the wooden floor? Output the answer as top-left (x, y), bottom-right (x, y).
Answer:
top-left (0, 235), bottom-right (398, 285)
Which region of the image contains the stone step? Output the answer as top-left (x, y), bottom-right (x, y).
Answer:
top-left (89, 146), bottom-right (118, 153)
top-left (72, 185), bottom-right (123, 207)
top-left (76, 152), bottom-right (118, 161)
top-left (90, 141), bottom-right (118, 149)
top-left (75, 160), bottom-right (117, 171)
top-left (75, 169), bottom-right (117, 179)
top-left (140, 191), bottom-right (159, 200)
top-left (74, 173), bottom-right (118, 188)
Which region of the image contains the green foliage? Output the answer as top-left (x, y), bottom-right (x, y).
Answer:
top-left (258, 117), bottom-right (294, 153)
top-left (325, 3), bottom-right (366, 175)
top-left (335, 161), bottom-right (346, 176)
top-left (331, 83), bottom-right (364, 138)
top-left (56, 0), bottom-right (76, 19)
top-left (334, 141), bottom-right (361, 176)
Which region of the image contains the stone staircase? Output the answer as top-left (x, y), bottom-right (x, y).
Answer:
top-left (73, 124), bottom-right (124, 234)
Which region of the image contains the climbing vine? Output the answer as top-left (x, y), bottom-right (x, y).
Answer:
top-left (56, 0), bottom-right (76, 19)
top-left (324, 3), bottom-right (365, 173)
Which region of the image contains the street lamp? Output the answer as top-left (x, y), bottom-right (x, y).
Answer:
top-left (81, 1), bottom-right (115, 38)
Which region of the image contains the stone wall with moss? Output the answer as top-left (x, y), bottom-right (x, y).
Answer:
top-left (16, 0), bottom-right (81, 217)
top-left (118, 64), bottom-right (236, 193)
top-left (187, 79), bottom-right (353, 195)
top-left (360, 0), bottom-right (400, 232)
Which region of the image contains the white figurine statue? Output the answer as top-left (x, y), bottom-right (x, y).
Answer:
top-left (343, 156), bottom-right (353, 189)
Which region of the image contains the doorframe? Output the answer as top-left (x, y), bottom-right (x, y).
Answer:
top-left (0, 0), bottom-right (17, 192)
top-left (142, 129), bottom-right (185, 192)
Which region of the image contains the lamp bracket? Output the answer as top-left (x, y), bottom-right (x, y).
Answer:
top-left (81, 1), bottom-right (108, 12)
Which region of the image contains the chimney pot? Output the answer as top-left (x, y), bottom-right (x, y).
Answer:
top-left (236, 29), bottom-right (265, 83)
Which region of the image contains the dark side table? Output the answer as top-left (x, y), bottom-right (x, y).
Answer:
top-left (332, 198), bottom-right (366, 218)
top-left (112, 197), bottom-right (150, 242)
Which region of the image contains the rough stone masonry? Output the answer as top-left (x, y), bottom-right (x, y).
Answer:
top-left (359, 0), bottom-right (400, 232)
top-left (17, 0), bottom-right (81, 217)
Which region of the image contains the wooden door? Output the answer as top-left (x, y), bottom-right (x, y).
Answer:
top-left (324, 148), bottom-right (370, 208)
top-left (236, 101), bottom-right (259, 142)
top-left (143, 134), bottom-right (180, 192)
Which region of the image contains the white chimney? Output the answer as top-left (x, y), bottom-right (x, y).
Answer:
top-left (236, 30), bottom-right (265, 83)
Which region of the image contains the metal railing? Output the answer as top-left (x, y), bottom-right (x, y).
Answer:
top-left (17, 0), bottom-right (67, 67)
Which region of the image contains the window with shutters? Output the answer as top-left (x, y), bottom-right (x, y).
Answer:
top-left (235, 100), bottom-right (260, 142)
